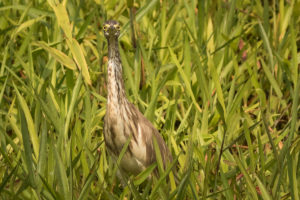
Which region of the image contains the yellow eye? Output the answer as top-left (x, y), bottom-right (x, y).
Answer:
top-left (115, 25), bottom-right (120, 30)
top-left (103, 25), bottom-right (108, 31)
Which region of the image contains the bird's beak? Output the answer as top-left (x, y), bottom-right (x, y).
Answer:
top-left (107, 25), bottom-right (115, 34)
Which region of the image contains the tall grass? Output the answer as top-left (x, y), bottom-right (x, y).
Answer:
top-left (0, 0), bottom-right (299, 199)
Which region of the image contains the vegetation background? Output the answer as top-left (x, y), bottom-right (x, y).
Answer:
top-left (0, 0), bottom-right (299, 199)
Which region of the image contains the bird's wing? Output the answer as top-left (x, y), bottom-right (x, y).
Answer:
top-left (127, 103), bottom-right (172, 169)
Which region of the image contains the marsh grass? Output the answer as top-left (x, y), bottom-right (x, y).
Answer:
top-left (0, 0), bottom-right (299, 199)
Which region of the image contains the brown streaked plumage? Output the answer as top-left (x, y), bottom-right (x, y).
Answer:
top-left (103, 20), bottom-right (172, 176)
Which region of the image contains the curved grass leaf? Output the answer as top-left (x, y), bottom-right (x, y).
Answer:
top-left (33, 41), bottom-right (76, 70)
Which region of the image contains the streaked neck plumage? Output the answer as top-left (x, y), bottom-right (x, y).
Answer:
top-left (106, 37), bottom-right (126, 105)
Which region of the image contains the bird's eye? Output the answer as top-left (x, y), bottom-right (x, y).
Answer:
top-left (115, 25), bottom-right (120, 30)
top-left (103, 25), bottom-right (108, 31)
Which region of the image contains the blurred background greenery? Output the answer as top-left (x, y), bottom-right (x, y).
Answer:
top-left (0, 0), bottom-right (299, 199)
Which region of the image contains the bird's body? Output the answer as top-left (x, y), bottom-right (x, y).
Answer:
top-left (103, 20), bottom-right (172, 175)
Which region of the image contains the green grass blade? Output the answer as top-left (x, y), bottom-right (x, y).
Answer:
top-left (78, 154), bottom-right (100, 200)
top-left (233, 154), bottom-right (258, 200)
top-left (258, 21), bottom-right (274, 69)
top-left (54, 146), bottom-right (70, 199)
top-left (168, 46), bottom-right (201, 113)
top-left (152, 136), bottom-right (164, 176)
top-left (255, 175), bottom-right (272, 200)
top-left (150, 155), bottom-right (178, 199)
top-left (19, 107), bottom-right (36, 189)
top-left (260, 59), bottom-right (283, 98)
top-left (33, 41), bottom-right (76, 70)
top-left (119, 0), bottom-right (159, 38)
top-left (67, 38), bottom-right (92, 85)
top-left (63, 73), bottom-right (82, 140)
top-left (134, 163), bottom-right (156, 186)
top-left (13, 83), bottom-right (39, 159)
top-left (12, 15), bottom-right (46, 39)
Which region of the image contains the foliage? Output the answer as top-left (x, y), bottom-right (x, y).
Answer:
top-left (0, 0), bottom-right (299, 199)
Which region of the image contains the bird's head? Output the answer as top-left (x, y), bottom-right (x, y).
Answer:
top-left (103, 20), bottom-right (121, 39)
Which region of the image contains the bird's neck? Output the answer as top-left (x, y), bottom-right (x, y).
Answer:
top-left (106, 38), bottom-right (126, 105)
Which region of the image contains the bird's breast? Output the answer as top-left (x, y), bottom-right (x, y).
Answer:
top-left (104, 105), bottom-right (127, 151)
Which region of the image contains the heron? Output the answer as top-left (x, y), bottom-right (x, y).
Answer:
top-left (103, 20), bottom-right (172, 177)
